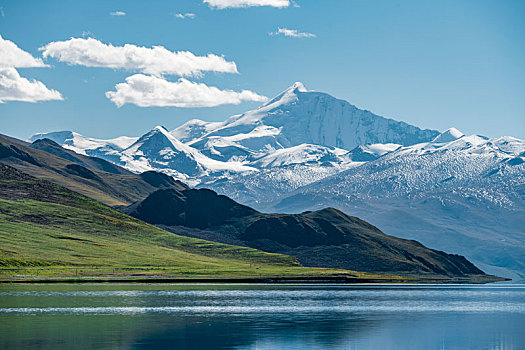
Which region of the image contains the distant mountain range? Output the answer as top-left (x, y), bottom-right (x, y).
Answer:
top-left (30, 83), bottom-right (525, 280)
top-left (31, 83), bottom-right (438, 184)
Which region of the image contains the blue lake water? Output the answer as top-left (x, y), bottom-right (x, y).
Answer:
top-left (0, 283), bottom-right (524, 349)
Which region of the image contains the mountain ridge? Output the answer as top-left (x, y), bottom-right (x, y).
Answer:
top-left (0, 162), bottom-right (341, 280)
top-left (30, 82), bottom-right (441, 183)
top-left (0, 134), bottom-right (185, 206)
top-left (265, 132), bottom-right (525, 280)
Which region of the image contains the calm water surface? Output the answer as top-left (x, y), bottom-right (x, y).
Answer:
top-left (0, 283), bottom-right (524, 349)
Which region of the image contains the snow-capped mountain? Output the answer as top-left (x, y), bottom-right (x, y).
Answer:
top-left (118, 126), bottom-right (255, 181)
top-left (32, 82), bottom-right (435, 184)
top-left (281, 130), bottom-right (524, 201)
top-left (269, 129), bottom-right (525, 206)
top-left (253, 144), bottom-right (352, 168)
top-left (30, 130), bottom-right (138, 165)
top-left (183, 82), bottom-right (438, 162)
top-left (29, 83), bottom-right (525, 279)
top-left (170, 119), bottom-right (223, 143)
top-left (431, 127), bottom-right (465, 143)
top-left (32, 126), bottom-right (256, 184)
top-left (30, 130), bottom-right (138, 154)
top-left (203, 143), bottom-right (364, 205)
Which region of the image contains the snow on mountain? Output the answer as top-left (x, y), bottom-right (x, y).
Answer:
top-left (118, 126), bottom-right (256, 182)
top-left (30, 130), bottom-right (139, 166)
top-left (199, 141), bottom-right (402, 205)
top-left (30, 131), bottom-right (137, 156)
top-left (31, 126), bottom-right (257, 184)
top-left (280, 132), bottom-right (524, 202)
top-left (347, 143), bottom-right (401, 161)
top-left (202, 162), bottom-right (361, 207)
top-left (253, 144), bottom-right (352, 168)
top-left (189, 125), bottom-right (284, 162)
top-left (183, 82), bottom-right (439, 161)
top-left (199, 143), bottom-right (363, 207)
top-left (170, 119), bottom-right (223, 143)
top-left (30, 83), bottom-right (439, 182)
top-left (431, 127), bottom-right (464, 143)
top-left (259, 132), bottom-right (525, 280)
top-left (27, 83), bottom-right (525, 279)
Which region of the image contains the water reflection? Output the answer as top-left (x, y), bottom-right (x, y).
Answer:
top-left (0, 284), bottom-right (524, 349)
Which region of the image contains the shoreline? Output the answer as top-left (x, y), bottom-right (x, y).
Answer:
top-left (0, 274), bottom-right (508, 285)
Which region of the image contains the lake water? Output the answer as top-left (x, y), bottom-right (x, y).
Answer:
top-left (0, 283), bottom-right (524, 349)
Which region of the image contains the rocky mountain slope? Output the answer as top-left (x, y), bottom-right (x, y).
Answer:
top-left (1, 134), bottom-right (500, 282)
top-left (124, 186), bottom-right (497, 281)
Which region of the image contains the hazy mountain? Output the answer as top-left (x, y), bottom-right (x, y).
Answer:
top-left (266, 130), bottom-right (525, 280)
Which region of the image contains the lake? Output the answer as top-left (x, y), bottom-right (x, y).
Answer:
top-left (0, 283), bottom-right (524, 349)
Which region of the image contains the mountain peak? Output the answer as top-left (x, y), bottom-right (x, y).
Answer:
top-left (153, 125), bottom-right (169, 133)
top-left (30, 130), bottom-right (76, 144)
top-left (431, 127), bottom-right (465, 143)
top-left (288, 82), bottom-right (308, 93)
top-left (135, 125), bottom-right (185, 149)
top-left (258, 82), bottom-right (308, 110)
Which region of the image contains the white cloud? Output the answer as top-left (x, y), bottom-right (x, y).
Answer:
top-left (40, 37), bottom-right (238, 77)
top-left (0, 68), bottom-right (63, 103)
top-left (270, 27), bottom-right (315, 38)
top-left (0, 35), bottom-right (47, 68)
top-left (106, 75), bottom-right (267, 108)
top-left (0, 36), bottom-right (62, 103)
top-left (204, 0), bottom-right (289, 9)
top-left (175, 13), bottom-right (196, 19)
top-left (110, 11), bottom-right (126, 16)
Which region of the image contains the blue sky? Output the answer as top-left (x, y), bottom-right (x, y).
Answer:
top-left (1, 0), bottom-right (524, 140)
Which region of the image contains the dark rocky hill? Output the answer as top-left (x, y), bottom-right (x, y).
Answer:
top-left (125, 187), bottom-right (490, 279)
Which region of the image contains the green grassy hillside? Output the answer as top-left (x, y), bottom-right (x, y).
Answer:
top-left (0, 163), bottom-right (393, 281)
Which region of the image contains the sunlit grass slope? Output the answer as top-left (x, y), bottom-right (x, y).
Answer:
top-left (0, 164), bottom-right (394, 281)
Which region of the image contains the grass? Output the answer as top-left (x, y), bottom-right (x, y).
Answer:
top-left (0, 163), bottom-right (406, 282)
top-left (0, 197), bottom-right (403, 282)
